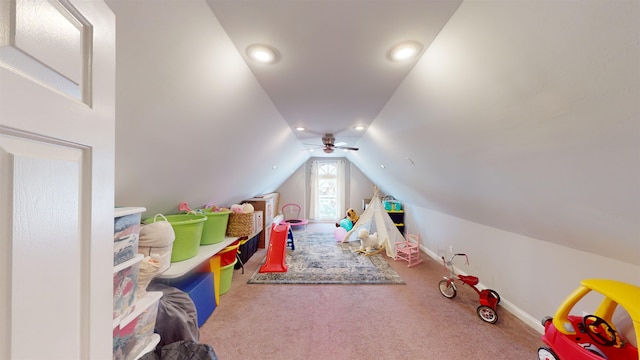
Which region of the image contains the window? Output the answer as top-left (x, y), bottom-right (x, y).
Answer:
top-left (309, 160), bottom-right (346, 221)
top-left (318, 162), bottom-right (337, 219)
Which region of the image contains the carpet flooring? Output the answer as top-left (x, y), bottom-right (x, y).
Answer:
top-left (247, 231), bottom-right (404, 284)
top-left (199, 223), bottom-right (543, 359)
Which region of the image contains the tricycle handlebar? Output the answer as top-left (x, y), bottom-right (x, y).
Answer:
top-left (442, 253), bottom-right (470, 266)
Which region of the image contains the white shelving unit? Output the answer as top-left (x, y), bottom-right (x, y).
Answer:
top-left (155, 230), bottom-right (260, 280)
top-left (155, 236), bottom-right (239, 279)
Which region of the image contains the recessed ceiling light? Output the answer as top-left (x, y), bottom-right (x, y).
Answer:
top-left (295, 127), bottom-right (305, 131)
top-left (353, 125), bottom-right (366, 131)
top-left (247, 44), bottom-right (280, 64)
top-left (387, 41), bottom-right (422, 62)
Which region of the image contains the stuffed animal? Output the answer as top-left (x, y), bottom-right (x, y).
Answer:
top-left (230, 204), bottom-right (245, 214)
top-left (355, 228), bottom-right (384, 256)
top-left (336, 208), bottom-right (359, 230)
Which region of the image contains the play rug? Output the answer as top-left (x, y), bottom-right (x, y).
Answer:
top-left (247, 231), bottom-right (405, 285)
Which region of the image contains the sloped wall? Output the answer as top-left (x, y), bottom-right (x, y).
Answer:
top-left (108, 1), bottom-right (308, 217)
top-left (350, 0), bottom-right (639, 329)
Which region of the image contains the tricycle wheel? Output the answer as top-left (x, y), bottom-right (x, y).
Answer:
top-left (537, 347), bottom-right (558, 360)
top-left (438, 279), bottom-right (456, 299)
top-left (477, 305), bottom-right (498, 324)
top-left (486, 289), bottom-right (500, 304)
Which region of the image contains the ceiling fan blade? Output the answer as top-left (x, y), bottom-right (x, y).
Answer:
top-left (335, 146), bottom-right (359, 151)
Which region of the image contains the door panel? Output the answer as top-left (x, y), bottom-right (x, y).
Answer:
top-left (0, 1), bottom-right (115, 359)
top-left (0, 0), bottom-right (92, 102)
top-left (2, 131), bottom-right (89, 359)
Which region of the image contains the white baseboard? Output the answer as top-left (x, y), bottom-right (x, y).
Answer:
top-left (423, 246), bottom-right (544, 334)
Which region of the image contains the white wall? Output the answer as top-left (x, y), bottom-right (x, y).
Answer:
top-left (350, 0), bottom-right (639, 266)
top-left (348, 163), bottom-right (376, 212)
top-left (107, 0), bottom-right (308, 218)
top-left (347, 1), bottom-right (640, 331)
top-left (276, 163), bottom-right (306, 217)
top-left (403, 205), bottom-right (640, 332)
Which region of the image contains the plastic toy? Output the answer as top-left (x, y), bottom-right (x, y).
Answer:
top-left (281, 203), bottom-right (308, 230)
top-left (335, 208), bottom-right (359, 231)
top-left (334, 227), bottom-right (347, 242)
top-left (538, 279), bottom-right (639, 360)
top-left (258, 222), bottom-right (290, 273)
top-left (438, 253), bottom-right (501, 324)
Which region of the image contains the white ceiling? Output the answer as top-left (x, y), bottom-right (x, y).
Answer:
top-left (106, 0), bottom-right (639, 267)
top-left (206, 0), bottom-right (462, 147)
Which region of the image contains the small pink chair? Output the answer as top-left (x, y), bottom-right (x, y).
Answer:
top-left (281, 203), bottom-right (308, 230)
top-left (394, 233), bottom-right (423, 267)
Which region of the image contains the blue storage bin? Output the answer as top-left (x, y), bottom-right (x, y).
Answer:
top-left (383, 200), bottom-right (402, 211)
top-left (171, 272), bottom-right (216, 327)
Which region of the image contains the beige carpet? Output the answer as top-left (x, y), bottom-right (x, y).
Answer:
top-left (199, 223), bottom-right (542, 359)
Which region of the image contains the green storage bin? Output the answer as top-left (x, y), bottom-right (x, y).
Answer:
top-left (199, 209), bottom-right (231, 245)
top-left (219, 258), bottom-right (237, 295)
top-left (144, 214), bottom-right (206, 262)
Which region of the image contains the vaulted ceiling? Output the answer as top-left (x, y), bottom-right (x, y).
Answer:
top-left (207, 0), bottom-right (462, 149)
top-left (107, 0), bottom-right (639, 266)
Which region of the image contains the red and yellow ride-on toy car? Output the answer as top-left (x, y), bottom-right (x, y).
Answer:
top-left (538, 279), bottom-right (640, 360)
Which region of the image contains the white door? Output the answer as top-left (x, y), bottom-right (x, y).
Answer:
top-left (0, 1), bottom-right (115, 359)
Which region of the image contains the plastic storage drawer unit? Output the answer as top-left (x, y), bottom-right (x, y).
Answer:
top-left (114, 207), bottom-right (146, 266)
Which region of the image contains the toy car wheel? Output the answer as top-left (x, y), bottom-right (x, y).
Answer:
top-left (477, 305), bottom-right (498, 324)
top-left (438, 279), bottom-right (456, 299)
top-left (537, 347), bottom-right (558, 360)
top-left (487, 289), bottom-right (501, 304)
top-left (540, 316), bottom-right (553, 327)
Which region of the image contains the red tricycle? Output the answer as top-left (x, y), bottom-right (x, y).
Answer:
top-left (438, 253), bottom-right (501, 324)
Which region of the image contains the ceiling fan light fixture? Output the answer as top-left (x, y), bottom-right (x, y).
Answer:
top-left (387, 41), bottom-right (422, 62)
top-left (247, 44), bottom-right (280, 64)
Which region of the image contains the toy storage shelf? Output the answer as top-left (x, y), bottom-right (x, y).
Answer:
top-left (156, 231), bottom-right (261, 280)
top-left (243, 192), bottom-right (279, 249)
top-left (386, 210), bottom-right (405, 235)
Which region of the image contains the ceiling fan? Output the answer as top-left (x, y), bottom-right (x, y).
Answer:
top-left (306, 133), bottom-right (359, 153)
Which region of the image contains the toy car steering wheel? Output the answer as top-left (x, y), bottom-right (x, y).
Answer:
top-left (582, 314), bottom-right (618, 347)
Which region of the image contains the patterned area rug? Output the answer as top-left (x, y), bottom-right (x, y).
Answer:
top-left (247, 231), bottom-right (405, 285)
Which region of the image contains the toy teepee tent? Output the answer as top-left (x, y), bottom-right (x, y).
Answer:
top-left (341, 188), bottom-right (405, 257)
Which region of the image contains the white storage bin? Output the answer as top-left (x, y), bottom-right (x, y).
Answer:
top-left (132, 333), bottom-right (160, 360)
top-left (113, 254), bottom-right (144, 319)
top-left (120, 291), bottom-right (162, 360)
top-left (114, 207), bottom-right (146, 266)
top-left (113, 316), bottom-right (122, 360)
